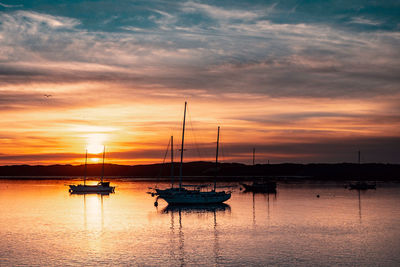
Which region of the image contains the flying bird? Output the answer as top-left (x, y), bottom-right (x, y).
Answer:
top-left (44, 94), bottom-right (52, 98)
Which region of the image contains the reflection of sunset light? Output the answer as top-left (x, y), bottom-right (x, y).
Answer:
top-left (91, 158), bottom-right (100, 162)
top-left (84, 195), bottom-right (103, 232)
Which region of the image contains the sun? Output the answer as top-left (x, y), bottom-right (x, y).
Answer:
top-left (87, 143), bottom-right (104, 154)
top-left (86, 133), bottom-right (106, 154)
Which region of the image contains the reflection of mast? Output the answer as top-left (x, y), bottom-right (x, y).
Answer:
top-left (101, 194), bottom-right (104, 230)
top-left (168, 210), bottom-right (176, 261)
top-left (178, 209), bottom-right (185, 266)
top-left (165, 205), bottom-right (228, 265)
top-left (168, 208), bottom-right (184, 266)
top-left (358, 189), bottom-right (362, 224)
top-left (252, 192), bottom-right (256, 227)
top-left (80, 193), bottom-right (106, 231)
top-left (266, 193), bottom-right (270, 224)
top-left (213, 209), bottom-right (220, 266)
top-left (83, 194), bottom-right (87, 229)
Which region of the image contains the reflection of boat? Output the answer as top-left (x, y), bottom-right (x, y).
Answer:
top-left (69, 147), bottom-right (115, 194)
top-left (348, 182), bottom-right (376, 190)
top-left (153, 102), bottom-right (231, 205)
top-left (162, 203), bottom-right (231, 214)
top-left (162, 199), bottom-right (228, 266)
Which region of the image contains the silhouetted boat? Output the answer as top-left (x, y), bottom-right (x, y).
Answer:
top-left (69, 147), bottom-right (115, 194)
top-left (241, 148), bottom-right (277, 193)
top-left (153, 102), bottom-right (231, 205)
top-left (348, 182), bottom-right (376, 190)
top-left (241, 179), bottom-right (277, 193)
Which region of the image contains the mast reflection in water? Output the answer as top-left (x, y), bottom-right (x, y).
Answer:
top-left (161, 204), bottom-right (231, 266)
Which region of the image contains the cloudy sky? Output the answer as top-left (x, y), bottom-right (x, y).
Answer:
top-left (0, 0), bottom-right (399, 165)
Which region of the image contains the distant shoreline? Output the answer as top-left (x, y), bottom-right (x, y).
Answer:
top-left (0, 162), bottom-right (399, 181)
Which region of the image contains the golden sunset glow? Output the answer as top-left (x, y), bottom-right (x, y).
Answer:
top-left (0, 92), bottom-right (399, 165)
top-left (0, 1), bottom-right (399, 166)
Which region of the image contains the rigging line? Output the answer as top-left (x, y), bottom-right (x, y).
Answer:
top-left (186, 105), bottom-right (203, 161)
top-left (156, 138), bottom-right (171, 184)
top-left (220, 133), bottom-right (225, 163)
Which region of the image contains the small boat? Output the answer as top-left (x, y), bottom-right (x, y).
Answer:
top-left (152, 102), bottom-right (231, 205)
top-left (241, 179), bottom-right (277, 193)
top-left (348, 182), bottom-right (376, 190)
top-left (69, 181), bottom-right (115, 193)
top-left (157, 186), bottom-right (231, 205)
top-left (69, 147), bottom-right (115, 194)
top-left (241, 148), bottom-right (277, 193)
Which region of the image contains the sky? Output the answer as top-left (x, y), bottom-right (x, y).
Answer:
top-left (0, 0), bottom-right (399, 165)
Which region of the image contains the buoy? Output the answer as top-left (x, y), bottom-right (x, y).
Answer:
top-left (316, 194), bottom-right (320, 198)
top-left (154, 201), bottom-right (158, 207)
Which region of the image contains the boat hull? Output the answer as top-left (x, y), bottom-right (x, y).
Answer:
top-left (348, 183), bottom-right (376, 190)
top-left (158, 191), bottom-right (231, 204)
top-left (241, 182), bottom-right (277, 193)
top-left (69, 184), bottom-right (115, 193)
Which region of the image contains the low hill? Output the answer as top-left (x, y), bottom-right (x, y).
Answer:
top-left (0, 162), bottom-right (399, 181)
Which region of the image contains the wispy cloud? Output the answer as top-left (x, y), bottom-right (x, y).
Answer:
top-left (350, 16), bottom-right (382, 26)
top-left (0, 2), bottom-right (23, 8)
top-left (181, 1), bottom-right (262, 21)
top-left (8, 10), bottom-right (80, 29)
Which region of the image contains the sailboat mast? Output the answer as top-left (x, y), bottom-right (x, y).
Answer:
top-left (171, 135), bottom-right (174, 188)
top-left (253, 147), bottom-right (255, 166)
top-left (214, 126), bottom-right (220, 191)
top-left (84, 149), bottom-right (88, 186)
top-left (179, 101), bottom-right (187, 190)
top-left (101, 146), bottom-right (105, 183)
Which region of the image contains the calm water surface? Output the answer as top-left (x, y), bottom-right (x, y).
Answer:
top-left (1, 179), bottom-right (400, 266)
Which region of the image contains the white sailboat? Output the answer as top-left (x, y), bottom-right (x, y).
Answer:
top-left (69, 146), bottom-right (115, 194)
top-left (153, 102), bottom-right (231, 205)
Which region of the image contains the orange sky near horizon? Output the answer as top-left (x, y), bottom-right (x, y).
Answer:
top-left (1, 81), bottom-right (399, 165)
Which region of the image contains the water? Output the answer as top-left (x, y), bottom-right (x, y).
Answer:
top-left (1, 180), bottom-right (400, 266)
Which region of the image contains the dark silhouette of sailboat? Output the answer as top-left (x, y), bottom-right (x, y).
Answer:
top-left (347, 150), bottom-right (376, 190)
top-left (69, 147), bottom-right (115, 194)
top-left (152, 102), bottom-right (231, 205)
top-left (241, 148), bottom-right (277, 193)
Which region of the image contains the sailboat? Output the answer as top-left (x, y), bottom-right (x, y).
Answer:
top-left (153, 102), bottom-right (231, 205)
top-left (241, 148), bottom-right (277, 193)
top-left (69, 146), bottom-right (115, 194)
top-left (347, 150), bottom-right (376, 190)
